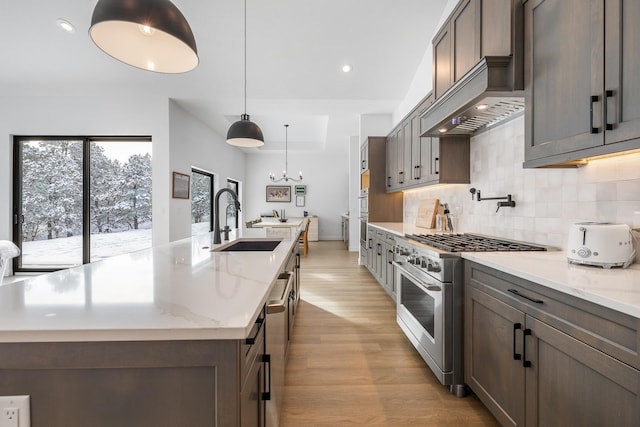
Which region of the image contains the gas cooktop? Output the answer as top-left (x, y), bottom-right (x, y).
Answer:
top-left (405, 233), bottom-right (547, 253)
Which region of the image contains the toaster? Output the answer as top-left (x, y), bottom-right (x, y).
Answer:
top-left (567, 222), bottom-right (636, 268)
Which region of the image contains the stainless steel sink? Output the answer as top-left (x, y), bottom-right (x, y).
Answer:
top-left (212, 239), bottom-right (282, 252)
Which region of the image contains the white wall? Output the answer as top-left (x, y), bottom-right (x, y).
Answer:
top-left (403, 116), bottom-right (640, 250)
top-left (168, 101), bottom-right (246, 241)
top-left (244, 146), bottom-right (349, 240)
top-left (0, 96), bottom-right (172, 249)
top-left (394, 0), bottom-right (462, 126)
top-left (0, 96), bottom-right (250, 278)
top-left (348, 135), bottom-right (360, 251)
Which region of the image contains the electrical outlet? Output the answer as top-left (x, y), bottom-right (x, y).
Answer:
top-left (2, 408), bottom-right (18, 427)
top-left (0, 397), bottom-right (29, 427)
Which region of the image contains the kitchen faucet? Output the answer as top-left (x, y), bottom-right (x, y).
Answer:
top-left (469, 188), bottom-right (516, 212)
top-left (213, 188), bottom-right (241, 244)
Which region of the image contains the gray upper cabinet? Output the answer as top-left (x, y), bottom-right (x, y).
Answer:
top-left (524, 0), bottom-right (640, 167)
top-left (433, 21), bottom-right (453, 100)
top-left (432, 0), bottom-right (521, 104)
top-left (386, 93), bottom-right (470, 192)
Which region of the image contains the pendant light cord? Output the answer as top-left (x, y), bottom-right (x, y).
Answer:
top-left (244, 0), bottom-right (247, 115)
top-left (285, 124), bottom-right (289, 175)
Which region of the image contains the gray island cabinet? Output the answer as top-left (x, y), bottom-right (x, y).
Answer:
top-left (0, 229), bottom-right (301, 427)
top-left (464, 260), bottom-right (640, 427)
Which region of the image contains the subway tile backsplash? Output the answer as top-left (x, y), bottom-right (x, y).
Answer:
top-left (404, 115), bottom-right (640, 250)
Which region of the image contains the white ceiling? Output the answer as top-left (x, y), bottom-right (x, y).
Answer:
top-left (1, 0), bottom-right (448, 153)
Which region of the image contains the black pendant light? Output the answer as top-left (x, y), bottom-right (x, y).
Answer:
top-left (226, 0), bottom-right (264, 147)
top-left (89, 0), bottom-right (198, 74)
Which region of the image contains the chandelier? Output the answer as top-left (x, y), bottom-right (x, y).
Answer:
top-left (269, 124), bottom-right (303, 182)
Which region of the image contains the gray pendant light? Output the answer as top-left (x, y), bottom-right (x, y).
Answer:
top-left (89, 0), bottom-right (198, 74)
top-left (226, 0), bottom-right (264, 147)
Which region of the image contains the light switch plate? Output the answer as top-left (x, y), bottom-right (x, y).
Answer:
top-left (0, 396), bottom-right (30, 427)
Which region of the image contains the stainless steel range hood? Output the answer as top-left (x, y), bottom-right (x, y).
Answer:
top-left (420, 56), bottom-right (524, 137)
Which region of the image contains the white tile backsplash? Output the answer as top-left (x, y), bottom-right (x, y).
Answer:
top-left (404, 115), bottom-right (640, 249)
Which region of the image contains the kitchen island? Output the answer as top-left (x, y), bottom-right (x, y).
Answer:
top-left (0, 228), bottom-right (302, 426)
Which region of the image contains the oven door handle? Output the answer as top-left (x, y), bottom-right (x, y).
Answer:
top-left (393, 261), bottom-right (443, 296)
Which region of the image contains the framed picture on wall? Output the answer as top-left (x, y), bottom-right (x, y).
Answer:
top-left (296, 195), bottom-right (305, 207)
top-left (172, 171), bottom-right (190, 199)
top-left (266, 185), bottom-right (291, 202)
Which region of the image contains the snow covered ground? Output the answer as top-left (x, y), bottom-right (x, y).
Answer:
top-left (21, 228), bottom-right (153, 266)
top-left (17, 222), bottom-right (212, 268)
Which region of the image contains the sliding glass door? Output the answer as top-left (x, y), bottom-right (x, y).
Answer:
top-left (13, 136), bottom-right (152, 272)
top-left (15, 139), bottom-right (84, 268)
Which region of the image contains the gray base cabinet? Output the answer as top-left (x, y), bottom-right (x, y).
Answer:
top-left (465, 261), bottom-right (640, 427)
top-left (366, 226), bottom-right (396, 300)
top-left (0, 321), bottom-right (267, 426)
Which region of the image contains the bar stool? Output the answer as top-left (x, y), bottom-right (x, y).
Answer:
top-left (0, 240), bottom-right (20, 286)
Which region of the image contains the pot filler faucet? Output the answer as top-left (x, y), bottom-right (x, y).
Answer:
top-left (213, 188), bottom-right (241, 244)
top-left (469, 188), bottom-right (516, 213)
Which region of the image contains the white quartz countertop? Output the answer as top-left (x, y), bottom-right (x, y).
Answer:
top-left (0, 229), bottom-right (297, 343)
top-left (370, 222), bottom-right (640, 319)
top-left (463, 251), bottom-right (640, 319)
top-left (252, 218), bottom-right (304, 228)
top-left (368, 222), bottom-right (434, 237)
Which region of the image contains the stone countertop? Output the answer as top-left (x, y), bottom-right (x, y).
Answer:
top-left (463, 251), bottom-right (640, 319)
top-left (367, 222), bottom-right (434, 237)
top-left (0, 229), bottom-right (297, 343)
top-left (369, 222), bottom-right (640, 319)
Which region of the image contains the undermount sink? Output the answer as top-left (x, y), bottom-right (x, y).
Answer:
top-left (213, 239), bottom-right (282, 252)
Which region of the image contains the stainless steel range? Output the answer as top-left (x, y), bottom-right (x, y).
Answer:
top-left (394, 233), bottom-right (546, 397)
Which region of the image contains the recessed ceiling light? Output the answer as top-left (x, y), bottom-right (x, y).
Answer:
top-left (342, 64), bottom-right (353, 73)
top-left (439, 128), bottom-right (448, 133)
top-left (476, 104), bottom-right (489, 110)
top-left (56, 18), bottom-right (76, 33)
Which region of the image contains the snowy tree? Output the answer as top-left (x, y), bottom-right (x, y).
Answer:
top-left (21, 140), bottom-right (82, 241)
top-left (90, 143), bottom-right (123, 233)
top-left (191, 173), bottom-right (211, 224)
top-left (118, 153), bottom-right (152, 230)
top-left (19, 139), bottom-right (152, 243)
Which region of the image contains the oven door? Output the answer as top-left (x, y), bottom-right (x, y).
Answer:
top-left (394, 261), bottom-right (452, 379)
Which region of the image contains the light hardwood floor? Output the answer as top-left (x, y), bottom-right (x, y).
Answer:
top-left (280, 241), bottom-right (498, 427)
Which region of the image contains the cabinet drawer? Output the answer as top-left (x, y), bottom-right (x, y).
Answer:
top-left (465, 261), bottom-right (640, 369)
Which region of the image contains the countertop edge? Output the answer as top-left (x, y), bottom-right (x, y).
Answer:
top-left (462, 252), bottom-right (640, 319)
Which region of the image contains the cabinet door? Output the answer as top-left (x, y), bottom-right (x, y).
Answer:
top-left (386, 134), bottom-right (397, 191)
top-left (433, 23), bottom-right (453, 99)
top-left (524, 0), bottom-right (604, 162)
top-left (604, 0), bottom-right (640, 145)
top-left (367, 236), bottom-right (374, 272)
top-left (240, 354), bottom-right (265, 427)
top-left (525, 316), bottom-right (640, 427)
top-left (374, 241), bottom-right (382, 280)
top-left (360, 142), bottom-right (368, 171)
top-left (399, 122), bottom-right (411, 187)
top-left (384, 242), bottom-right (395, 297)
top-left (410, 111), bottom-right (424, 183)
top-left (465, 285), bottom-right (525, 427)
top-left (427, 137), bottom-right (440, 182)
top-left (452, 0), bottom-right (480, 82)
top-left (395, 127), bottom-right (404, 187)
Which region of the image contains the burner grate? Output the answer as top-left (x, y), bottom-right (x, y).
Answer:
top-left (406, 233), bottom-right (546, 253)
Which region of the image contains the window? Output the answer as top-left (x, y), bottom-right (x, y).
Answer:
top-left (226, 179), bottom-right (240, 229)
top-left (13, 136), bottom-right (152, 272)
top-left (191, 169), bottom-right (215, 236)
